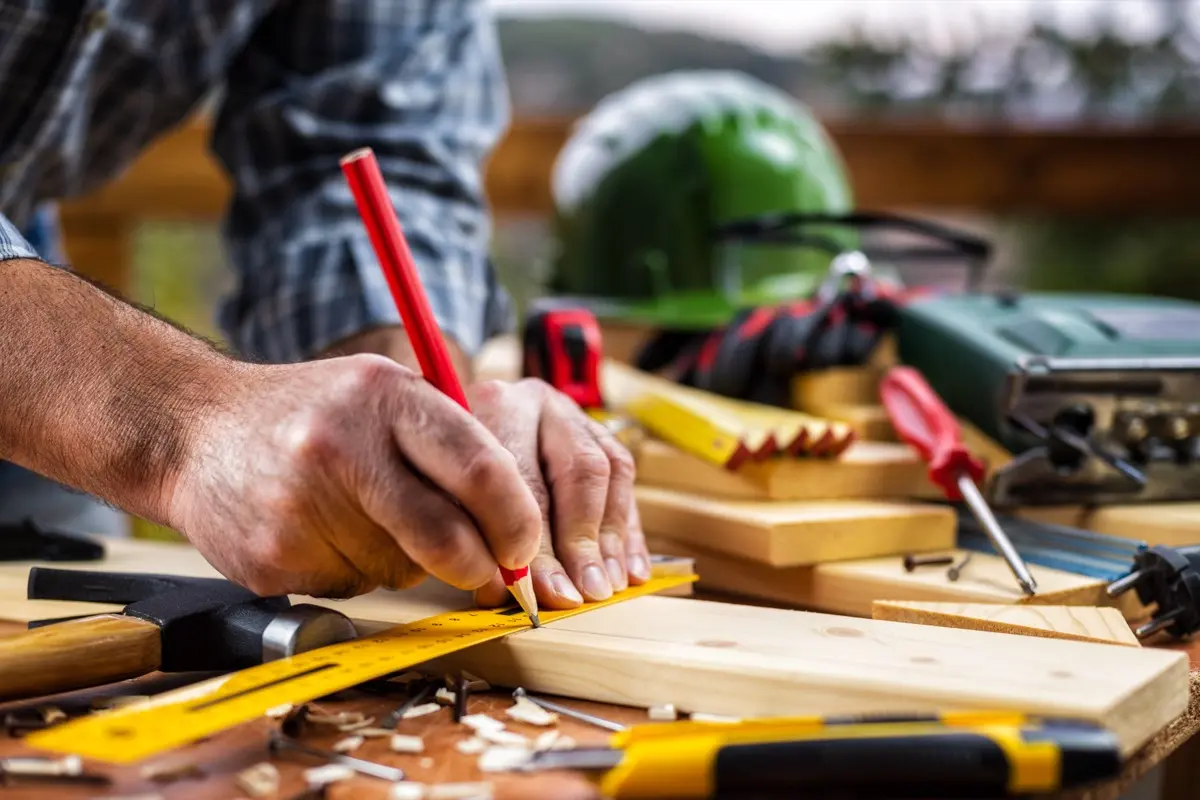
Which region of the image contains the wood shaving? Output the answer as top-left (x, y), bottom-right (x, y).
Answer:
top-left (303, 764), bottom-right (355, 786)
top-left (504, 697), bottom-right (557, 727)
top-left (38, 707), bottom-right (66, 724)
top-left (435, 687), bottom-right (457, 705)
top-left (648, 704), bottom-right (677, 721)
top-left (402, 703), bottom-right (442, 720)
top-left (477, 746), bottom-right (532, 773)
top-left (264, 703), bottom-right (294, 719)
top-left (390, 782), bottom-right (427, 800)
top-left (140, 760), bottom-right (203, 783)
top-left (234, 762), bottom-right (280, 798)
top-left (359, 727), bottom-right (396, 738)
top-left (337, 717), bottom-right (377, 732)
top-left (427, 782), bottom-right (494, 800)
top-left (476, 727), bottom-right (530, 747)
top-left (390, 734), bottom-right (426, 753)
top-left (459, 714), bottom-right (504, 733)
top-left (455, 737), bottom-right (487, 755)
top-left (333, 735), bottom-right (364, 753)
top-left (689, 712), bottom-right (741, 723)
top-left (532, 731), bottom-right (560, 752)
top-left (549, 735), bottom-right (576, 751)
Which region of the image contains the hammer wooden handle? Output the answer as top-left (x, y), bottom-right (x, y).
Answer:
top-left (0, 614), bottom-right (161, 701)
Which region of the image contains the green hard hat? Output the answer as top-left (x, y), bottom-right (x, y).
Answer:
top-left (547, 70), bottom-right (856, 329)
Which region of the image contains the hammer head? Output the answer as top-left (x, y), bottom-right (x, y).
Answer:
top-left (27, 569), bottom-right (358, 672)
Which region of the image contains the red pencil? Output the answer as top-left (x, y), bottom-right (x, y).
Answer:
top-left (340, 147), bottom-right (539, 627)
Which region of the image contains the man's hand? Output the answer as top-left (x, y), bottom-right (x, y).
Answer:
top-left (329, 326), bottom-right (650, 609)
top-left (467, 379), bottom-right (652, 609)
top-left (166, 354), bottom-right (544, 599)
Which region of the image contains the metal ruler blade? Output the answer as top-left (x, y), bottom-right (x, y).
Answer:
top-left (26, 574), bottom-right (695, 764)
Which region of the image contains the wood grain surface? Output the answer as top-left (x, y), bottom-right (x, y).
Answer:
top-left (871, 601), bottom-right (1142, 647)
top-left (635, 486), bottom-right (956, 566)
top-left (0, 615), bottom-right (161, 701)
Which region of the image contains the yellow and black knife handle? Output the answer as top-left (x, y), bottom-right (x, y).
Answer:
top-left (601, 723), bottom-right (1122, 799)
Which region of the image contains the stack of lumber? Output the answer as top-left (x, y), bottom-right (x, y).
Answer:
top-left (626, 358), bottom-right (1150, 622)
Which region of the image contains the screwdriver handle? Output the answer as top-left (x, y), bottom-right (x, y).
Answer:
top-left (880, 367), bottom-right (984, 500)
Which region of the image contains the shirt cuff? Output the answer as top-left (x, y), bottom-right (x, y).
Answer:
top-left (0, 213), bottom-right (39, 262)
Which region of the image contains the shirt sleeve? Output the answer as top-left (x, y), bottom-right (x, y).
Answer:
top-left (0, 212), bottom-right (39, 262)
top-left (210, 0), bottom-right (513, 363)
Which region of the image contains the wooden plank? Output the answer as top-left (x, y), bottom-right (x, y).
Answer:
top-left (432, 595), bottom-right (1188, 757)
top-left (634, 438), bottom-right (937, 501)
top-left (636, 486), bottom-right (955, 566)
top-left (645, 536), bottom-right (1148, 620)
top-left (1017, 504), bottom-right (1200, 548)
top-left (57, 118), bottom-right (1200, 224)
top-left (872, 601), bottom-right (1141, 647)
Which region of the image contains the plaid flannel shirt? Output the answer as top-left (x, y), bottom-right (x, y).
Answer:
top-left (0, 0), bottom-right (513, 361)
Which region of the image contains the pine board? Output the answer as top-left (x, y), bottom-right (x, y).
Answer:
top-left (634, 438), bottom-right (941, 501)
top-left (871, 601), bottom-right (1141, 646)
top-left (430, 595), bottom-right (1188, 758)
top-left (1018, 504), bottom-right (1200, 548)
top-left (635, 486), bottom-right (956, 566)
top-left (645, 536), bottom-right (1148, 620)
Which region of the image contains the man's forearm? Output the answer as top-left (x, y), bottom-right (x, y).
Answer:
top-left (0, 259), bottom-right (232, 523)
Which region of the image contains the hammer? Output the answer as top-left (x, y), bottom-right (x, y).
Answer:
top-left (0, 568), bottom-right (358, 701)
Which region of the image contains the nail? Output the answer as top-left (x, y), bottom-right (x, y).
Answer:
top-left (628, 554), bottom-right (651, 582)
top-left (551, 573), bottom-right (583, 604)
top-left (581, 565), bottom-right (613, 601)
top-left (605, 558), bottom-right (628, 592)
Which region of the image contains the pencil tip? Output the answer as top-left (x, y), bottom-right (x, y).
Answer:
top-left (530, 613), bottom-right (542, 628)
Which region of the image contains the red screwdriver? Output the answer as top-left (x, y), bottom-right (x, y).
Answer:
top-left (880, 366), bottom-right (1037, 596)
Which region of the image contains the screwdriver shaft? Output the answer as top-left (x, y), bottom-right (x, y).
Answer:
top-left (956, 475), bottom-right (1038, 596)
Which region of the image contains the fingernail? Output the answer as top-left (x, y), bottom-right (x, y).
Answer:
top-left (605, 558), bottom-right (628, 592)
top-left (581, 564), bottom-right (613, 601)
top-left (628, 554), bottom-right (651, 581)
top-left (551, 573), bottom-right (584, 604)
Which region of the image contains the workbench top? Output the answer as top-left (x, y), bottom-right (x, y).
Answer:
top-left (0, 616), bottom-right (1197, 800)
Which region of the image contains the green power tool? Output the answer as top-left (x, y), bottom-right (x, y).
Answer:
top-left (896, 291), bottom-right (1200, 507)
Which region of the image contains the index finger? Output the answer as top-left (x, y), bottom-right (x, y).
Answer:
top-left (388, 377), bottom-right (542, 570)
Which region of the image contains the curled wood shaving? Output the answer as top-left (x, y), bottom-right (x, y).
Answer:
top-left (390, 782), bottom-right (427, 800)
top-left (476, 727), bottom-right (529, 747)
top-left (455, 737), bottom-right (487, 755)
top-left (390, 734), bottom-right (425, 753)
top-left (435, 688), bottom-right (457, 706)
top-left (402, 703), bottom-right (442, 720)
top-left (139, 760), bottom-right (203, 783)
top-left (459, 714), bottom-right (504, 733)
top-left (38, 707), bottom-right (66, 724)
top-left (358, 727), bottom-right (396, 738)
top-left (532, 731), bottom-right (560, 752)
top-left (648, 704), bottom-right (678, 721)
top-left (477, 746), bottom-right (531, 773)
top-left (504, 697), bottom-right (557, 727)
top-left (303, 764), bottom-right (355, 786)
top-left (426, 782), bottom-right (494, 800)
top-left (234, 762), bottom-right (280, 798)
top-left (333, 735), bottom-right (364, 753)
top-left (337, 718), bottom-right (377, 732)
